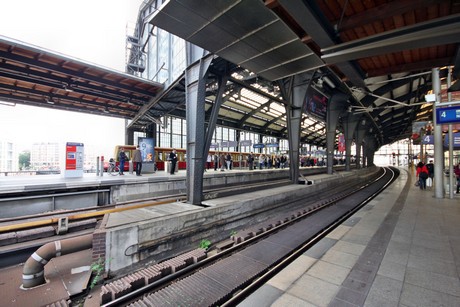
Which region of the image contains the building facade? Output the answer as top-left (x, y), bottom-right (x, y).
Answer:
top-left (0, 140), bottom-right (18, 172)
top-left (30, 142), bottom-right (60, 170)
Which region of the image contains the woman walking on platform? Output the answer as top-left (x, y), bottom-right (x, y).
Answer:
top-left (416, 162), bottom-right (429, 190)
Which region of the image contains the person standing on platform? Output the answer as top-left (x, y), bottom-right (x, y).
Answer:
top-left (169, 149), bottom-right (177, 175)
top-left (247, 152), bottom-right (254, 170)
top-left (206, 153), bottom-right (211, 172)
top-left (213, 153), bottom-right (218, 171)
top-left (416, 161), bottom-right (429, 190)
top-left (226, 153), bottom-right (232, 170)
top-left (133, 145), bottom-right (142, 176)
top-left (220, 153), bottom-right (226, 171)
top-left (119, 148), bottom-right (127, 175)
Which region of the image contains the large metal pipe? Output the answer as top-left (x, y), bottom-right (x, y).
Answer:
top-left (22, 234), bottom-right (93, 288)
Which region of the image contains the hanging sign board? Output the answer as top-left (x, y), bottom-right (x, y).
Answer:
top-left (436, 106), bottom-right (460, 125)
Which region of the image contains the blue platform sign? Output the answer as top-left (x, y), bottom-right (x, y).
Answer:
top-left (436, 106), bottom-right (460, 124)
top-left (253, 143), bottom-right (265, 149)
top-left (444, 132), bottom-right (460, 147)
top-left (421, 135), bottom-right (434, 145)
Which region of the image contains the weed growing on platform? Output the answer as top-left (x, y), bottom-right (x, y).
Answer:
top-left (90, 257), bottom-right (106, 289)
top-left (199, 239), bottom-right (211, 249)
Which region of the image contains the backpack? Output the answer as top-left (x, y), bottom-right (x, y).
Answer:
top-left (426, 164), bottom-right (434, 174)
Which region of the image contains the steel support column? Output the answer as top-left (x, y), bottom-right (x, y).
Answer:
top-left (355, 121), bottom-right (367, 168)
top-left (326, 93), bottom-right (347, 174)
top-left (126, 127), bottom-right (135, 145)
top-left (185, 55), bottom-right (213, 205)
top-left (204, 74), bottom-right (228, 166)
top-left (343, 113), bottom-right (360, 171)
top-left (432, 68), bottom-right (444, 198)
top-left (364, 135), bottom-right (377, 167)
top-left (279, 74), bottom-right (312, 183)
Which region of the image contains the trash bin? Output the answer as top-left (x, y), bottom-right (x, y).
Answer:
top-left (166, 161), bottom-right (171, 173)
top-left (166, 161), bottom-right (177, 174)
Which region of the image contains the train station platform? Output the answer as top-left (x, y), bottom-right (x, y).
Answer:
top-left (0, 166), bottom-right (327, 219)
top-left (1, 166), bottom-right (459, 306)
top-left (238, 167), bottom-right (460, 307)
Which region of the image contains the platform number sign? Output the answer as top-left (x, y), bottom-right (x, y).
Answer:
top-left (436, 106), bottom-right (460, 125)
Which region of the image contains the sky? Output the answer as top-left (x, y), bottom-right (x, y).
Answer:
top-left (0, 0), bottom-right (143, 158)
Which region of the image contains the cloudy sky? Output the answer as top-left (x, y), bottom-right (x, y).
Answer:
top-left (0, 0), bottom-right (143, 157)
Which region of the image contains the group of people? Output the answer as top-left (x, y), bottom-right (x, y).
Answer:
top-left (415, 160), bottom-right (434, 190)
top-left (254, 154), bottom-right (288, 170)
top-left (208, 153), bottom-right (232, 172)
top-left (206, 152), bottom-right (289, 171)
top-left (117, 146), bottom-right (143, 176)
top-left (416, 160), bottom-right (460, 193)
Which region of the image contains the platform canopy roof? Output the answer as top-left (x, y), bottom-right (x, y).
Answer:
top-left (140, 0), bottom-right (460, 148)
top-left (0, 35), bottom-right (163, 118)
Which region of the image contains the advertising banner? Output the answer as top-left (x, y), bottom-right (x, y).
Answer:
top-left (411, 121), bottom-right (428, 144)
top-left (338, 134), bottom-right (345, 152)
top-left (304, 86), bottom-right (328, 120)
top-left (139, 137), bottom-right (155, 162)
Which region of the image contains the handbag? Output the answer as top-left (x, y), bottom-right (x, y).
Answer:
top-left (426, 177), bottom-right (433, 187)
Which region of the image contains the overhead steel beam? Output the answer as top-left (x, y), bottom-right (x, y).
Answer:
top-left (276, 0), bottom-right (366, 88)
top-left (453, 46), bottom-right (460, 79)
top-left (366, 57), bottom-right (453, 78)
top-left (321, 15), bottom-right (460, 64)
top-left (128, 74), bottom-right (186, 129)
top-left (334, 0), bottom-right (448, 33)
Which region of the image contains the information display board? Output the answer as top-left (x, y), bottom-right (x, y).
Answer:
top-left (65, 142), bottom-right (84, 178)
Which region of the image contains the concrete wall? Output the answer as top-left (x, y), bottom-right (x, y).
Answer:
top-left (104, 167), bottom-right (379, 275)
top-left (110, 168), bottom-right (293, 203)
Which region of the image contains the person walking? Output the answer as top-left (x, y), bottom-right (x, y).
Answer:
top-left (454, 163), bottom-right (460, 193)
top-left (426, 159), bottom-right (434, 187)
top-left (133, 145), bottom-right (142, 176)
top-left (416, 161), bottom-right (429, 190)
top-left (169, 149), bottom-right (177, 175)
top-left (118, 148), bottom-right (127, 175)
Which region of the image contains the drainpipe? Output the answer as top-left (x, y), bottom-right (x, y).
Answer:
top-left (22, 234), bottom-right (93, 288)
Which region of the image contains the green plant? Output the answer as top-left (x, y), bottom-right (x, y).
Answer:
top-left (230, 230), bottom-right (237, 236)
top-left (90, 257), bottom-right (106, 289)
top-left (199, 239), bottom-right (211, 249)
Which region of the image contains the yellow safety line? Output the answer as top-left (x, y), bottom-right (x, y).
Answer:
top-left (0, 197), bottom-right (185, 233)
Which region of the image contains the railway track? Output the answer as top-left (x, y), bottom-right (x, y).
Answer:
top-left (98, 167), bottom-right (397, 307)
top-left (0, 177), bottom-right (292, 268)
